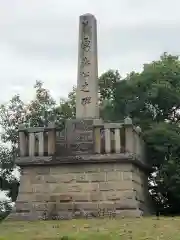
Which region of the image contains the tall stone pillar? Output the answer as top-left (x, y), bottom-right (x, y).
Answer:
top-left (76, 13), bottom-right (99, 119)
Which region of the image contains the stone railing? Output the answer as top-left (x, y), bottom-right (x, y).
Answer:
top-left (18, 123), bottom-right (56, 157)
top-left (94, 117), bottom-right (145, 161)
top-left (18, 118), bottom-right (145, 160)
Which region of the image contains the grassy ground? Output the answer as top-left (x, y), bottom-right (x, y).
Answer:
top-left (0, 217), bottom-right (180, 240)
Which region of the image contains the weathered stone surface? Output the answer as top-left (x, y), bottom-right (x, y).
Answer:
top-left (67, 184), bottom-right (82, 192)
top-left (16, 193), bottom-right (34, 202)
top-left (76, 173), bottom-right (88, 182)
top-left (56, 203), bottom-right (74, 211)
top-left (123, 172), bottom-right (133, 180)
top-left (99, 181), bottom-right (132, 191)
top-left (115, 209), bottom-right (143, 217)
top-left (70, 143), bottom-right (93, 153)
top-left (132, 172), bottom-right (142, 184)
top-left (71, 193), bottom-right (90, 202)
top-left (49, 195), bottom-right (58, 202)
top-left (74, 131), bottom-right (93, 141)
top-left (32, 184), bottom-right (49, 193)
top-left (68, 183), bottom-right (99, 192)
top-left (17, 153), bottom-right (149, 169)
top-left (49, 194), bottom-right (72, 202)
top-left (133, 181), bottom-right (143, 193)
top-left (87, 172), bottom-right (105, 182)
top-left (74, 202), bottom-right (98, 210)
top-left (114, 163), bottom-right (134, 172)
top-left (15, 202), bottom-right (31, 212)
top-left (12, 161), bottom-right (150, 220)
top-left (81, 164), bottom-right (101, 173)
top-left (122, 190), bottom-right (137, 200)
top-left (51, 184), bottom-right (66, 193)
top-left (43, 175), bottom-right (57, 183)
top-left (21, 168), bottom-right (33, 175)
top-left (90, 192), bottom-right (103, 201)
top-left (76, 14), bottom-right (99, 119)
top-left (65, 119), bottom-right (94, 154)
top-left (115, 199), bottom-right (138, 210)
top-left (98, 201), bottom-right (115, 210)
top-left (98, 182), bottom-right (115, 191)
top-left (18, 180), bottom-right (32, 193)
top-left (54, 211), bottom-right (73, 220)
top-left (98, 164), bottom-right (115, 172)
top-left (32, 203), bottom-right (48, 211)
top-left (57, 174), bottom-right (76, 183)
top-left (34, 194), bottom-right (50, 202)
top-left (106, 172), bottom-right (121, 181)
top-left (35, 167), bottom-right (50, 175)
top-left (50, 166), bottom-right (72, 174)
top-left (56, 143), bottom-right (69, 156)
top-left (31, 175), bottom-right (44, 184)
top-left (103, 191), bottom-right (122, 201)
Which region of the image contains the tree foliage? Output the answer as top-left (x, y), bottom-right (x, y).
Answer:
top-left (1, 53), bottom-right (180, 216)
top-left (0, 80), bottom-right (71, 219)
top-left (113, 53), bottom-right (180, 214)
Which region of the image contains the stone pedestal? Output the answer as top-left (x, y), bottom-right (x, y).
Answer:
top-left (7, 154), bottom-right (152, 221)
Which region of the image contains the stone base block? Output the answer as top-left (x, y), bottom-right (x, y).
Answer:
top-left (8, 154), bottom-right (152, 221)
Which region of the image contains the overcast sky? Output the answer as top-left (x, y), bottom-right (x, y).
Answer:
top-left (0, 0), bottom-right (180, 103)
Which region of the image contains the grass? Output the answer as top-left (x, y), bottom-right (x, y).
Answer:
top-left (0, 217), bottom-right (180, 239)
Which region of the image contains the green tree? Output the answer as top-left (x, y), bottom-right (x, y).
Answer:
top-left (113, 53), bottom-right (180, 214)
top-left (0, 73), bottom-right (121, 217)
top-left (0, 80), bottom-right (68, 217)
top-left (0, 146), bottom-right (20, 220)
top-left (55, 86), bottom-right (76, 121)
top-left (99, 70), bottom-right (121, 120)
top-left (54, 70), bottom-right (121, 121)
top-left (2, 53), bottom-right (180, 216)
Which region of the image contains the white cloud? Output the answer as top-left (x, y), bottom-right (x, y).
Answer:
top-left (0, 0), bottom-right (180, 104)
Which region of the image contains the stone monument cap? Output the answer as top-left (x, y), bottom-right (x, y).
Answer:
top-left (124, 117), bottom-right (133, 125)
top-left (135, 126), bottom-right (142, 134)
top-left (81, 13), bottom-right (95, 17)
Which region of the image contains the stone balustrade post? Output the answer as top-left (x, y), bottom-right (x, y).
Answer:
top-left (141, 138), bottom-right (146, 163)
top-left (124, 117), bottom-right (135, 154)
top-left (18, 124), bottom-right (27, 157)
top-left (93, 119), bottom-right (104, 154)
top-left (37, 131), bottom-right (44, 156)
top-left (114, 128), bottom-right (121, 153)
top-left (104, 123), bottom-right (122, 154)
top-left (134, 126), bottom-right (142, 159)
top-left (94, 126), bottom-right (101, 153)
top-left (47, 123), bottom-right (56, 156)
top-left (29, 132), bottom-right (35, 157)
top-left (104, 125), bottom-right (111, 153)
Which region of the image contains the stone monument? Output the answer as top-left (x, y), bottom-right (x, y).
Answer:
top-left (76, 13), bottom-right (99, 119)
top-left (66, 14), bottom-right (101, 156)
top-left (7, 14), bottom-right (152, 221)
